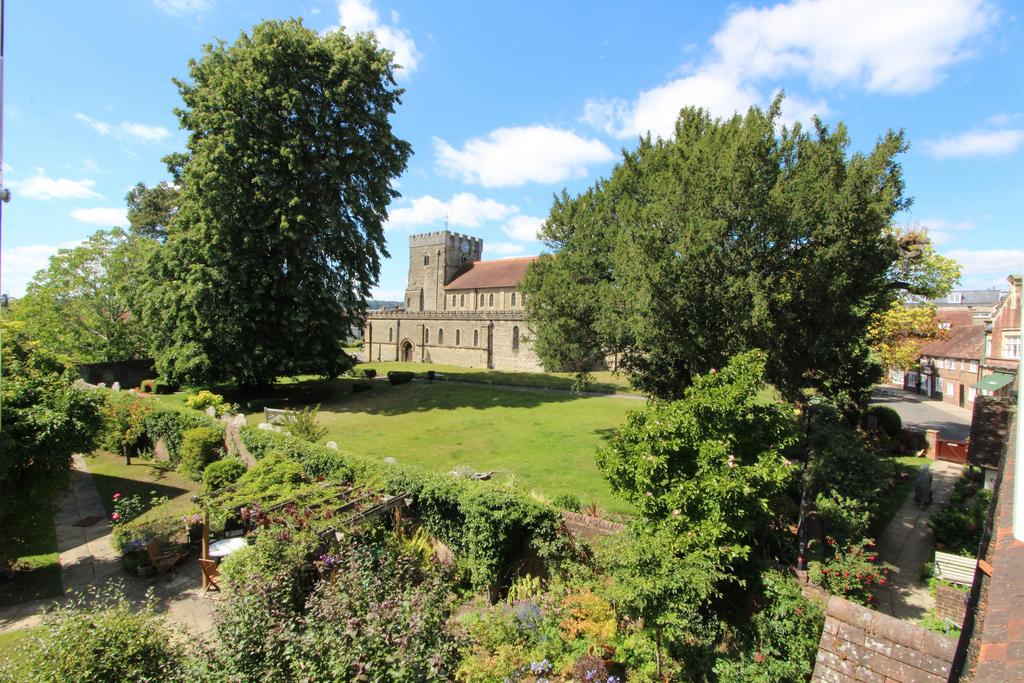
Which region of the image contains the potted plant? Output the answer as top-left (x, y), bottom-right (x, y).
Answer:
top-left (182, 512), bottom-right (204, 545)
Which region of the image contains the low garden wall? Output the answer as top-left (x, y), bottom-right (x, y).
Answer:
top-left (78, 358), bottom-right (157, 388)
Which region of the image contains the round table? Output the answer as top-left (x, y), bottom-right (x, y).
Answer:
top-left (208, 536), bottom-right (247, 560)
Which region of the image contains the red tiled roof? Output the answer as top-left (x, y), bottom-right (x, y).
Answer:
top-left (445, 256), bottom-right (537, 290)
top-left (919, 324), bottom-right (986, 361)
top-left (938, 310), bottom-right (977, 327)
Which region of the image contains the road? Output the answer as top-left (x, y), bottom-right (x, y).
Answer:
top-left (870, 387), bottom-right (972, 441)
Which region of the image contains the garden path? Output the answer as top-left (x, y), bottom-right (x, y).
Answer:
top-left (871, 459), bottom-right (962, 621)
top-left (0, 455), bottom-right (217, 636)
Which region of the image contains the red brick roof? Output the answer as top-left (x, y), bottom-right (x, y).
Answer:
top-left (919, 324), bottom-right (986, 361)
top-left (445, 256), bottom-right (537, 290)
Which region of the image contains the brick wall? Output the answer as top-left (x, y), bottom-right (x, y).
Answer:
top-left (935, 583), bottom-right (969, 627)
top-left (812, 595), bottom-right (956, 682)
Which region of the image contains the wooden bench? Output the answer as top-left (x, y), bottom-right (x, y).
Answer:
top-left (935, 550), bottom-right (977, 586)
top-left (145, 541), bottom-right (188, 575)
top-left (264, 407), bottom-right (297, 425)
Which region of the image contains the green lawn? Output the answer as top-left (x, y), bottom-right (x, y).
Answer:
top-left (239, 377), bottom-right (640, 516)
top-left (84, 451), bottom-right (201, 522)
top-left (0, 480), bottom-right (63, 607)
top-left (356, 361), bottom-right (637, 394)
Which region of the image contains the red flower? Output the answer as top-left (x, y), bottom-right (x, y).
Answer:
top-left (867, 595), bottom-right (874, 602)
top-left (753, 652), bottom-right (765, 663)
top-left (878, 578), bottom-right (886, 585)
top-left (113, 493), bottom-right (122, 500)
top-left (111, 512), bottom-right (121, 521)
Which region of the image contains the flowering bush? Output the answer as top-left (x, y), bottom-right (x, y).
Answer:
top-left (809, 537), bottom-right (888, 605)
top-left (184, 390), bottom-right (235, 416)
top-left (110, 492), bottom-right (145, 527)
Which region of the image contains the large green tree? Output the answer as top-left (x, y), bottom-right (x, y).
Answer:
top-left (125, 180), bottom-right (179, 241)
top-left (146, 19), bottom-right (410, 386)
top-left (9, 228), bottom-right (154, 363)
top-left (522, 98), bottom-right (917, 403)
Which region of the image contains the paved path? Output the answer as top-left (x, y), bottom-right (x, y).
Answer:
top-left (0, 455), bottom-right (218, 636)
top-left (870, 387), bottom-right (972, 441)
top-left (871, 459), bottom-right (962, 621)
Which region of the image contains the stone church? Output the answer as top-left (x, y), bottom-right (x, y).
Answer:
top-left (363, 230), bottom-right (545, 371)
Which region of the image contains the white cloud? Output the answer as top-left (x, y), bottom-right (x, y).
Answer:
top-left (486, 242), bottom-right (526, 256)
top-left (386, 193), bottom-right (517, 231)
top-left (76, 113), bottom-right (170, 143)
top-left (501, 215), bottom-right (545, 242)
top-left (946, 248), bottom-right (1024, 288)
top-left (435, 126), bottom-right (615, 188)
top-left (924, 128), bottom-right (1024, 159)
top-left (916, 217), bottom-right (977, 245)
top-left (370, 287), bottom-right (405, 301)
top-left (12, 169), bottom-right (101, 201)
top-left (1, 241), bottom-right (82, 297)
top-left (335, 0), bottom-right (421, 77)
top-left (71, 207), bottom-right (129, 226)
top-left (153, 0), bottom-right (213, 15)
top-left (986, 112), bottom-right (1020, 127)
top-left (582, 0), bottom-right (994, 139)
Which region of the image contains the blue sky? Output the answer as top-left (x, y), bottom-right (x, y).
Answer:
top-left (2, 0), bottom-right (1022, 299)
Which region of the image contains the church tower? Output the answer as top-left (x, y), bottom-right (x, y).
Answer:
top-left (405, 231), bottom-right (483, 311)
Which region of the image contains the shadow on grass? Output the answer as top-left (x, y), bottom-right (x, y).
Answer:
top-left (0, 480), bottom-right (64, 607)
top-left (86, 469), bottom-right (191, 518)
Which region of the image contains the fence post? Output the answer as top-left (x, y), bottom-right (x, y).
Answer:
top-left (925, 429), bottom-right (939, 460)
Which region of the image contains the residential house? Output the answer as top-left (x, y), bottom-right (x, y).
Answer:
top-left (978, 274), bottom-right (1021, 398)
top-left (909, 325), bottom-right (985, 410)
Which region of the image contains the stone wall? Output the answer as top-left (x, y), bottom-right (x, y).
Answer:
top-left (812, 595), bottom-right (956, 682)
top-left (77, 358), bottom-right (157, 388)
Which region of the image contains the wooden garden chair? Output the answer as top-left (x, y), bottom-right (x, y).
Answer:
top-left (145, 541), bottom-right (188, 575)
top-left (198, 558), bottom-right (221, 595)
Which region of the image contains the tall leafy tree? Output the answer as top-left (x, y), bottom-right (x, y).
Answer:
top-left (146, 19), bottom-right (410, 386)
top-left (125, 180), bottom-right (179, 241)
top-left (9, 228), bottom-right (154, 362)
top-left (522, 98), bottom-right (917, 403)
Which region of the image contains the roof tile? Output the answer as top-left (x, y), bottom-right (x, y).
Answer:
top-left (445, 256), bottom-right (537, 290)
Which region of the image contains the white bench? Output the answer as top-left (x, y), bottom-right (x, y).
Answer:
top-left (935, 550), bottom-right (977, 586)
top-left (264, 407), bottom-right (296, 425)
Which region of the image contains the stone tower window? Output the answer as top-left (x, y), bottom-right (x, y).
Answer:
top-left (438, 329), bottom-right (444, 344)
top-left (423, 253), bottom-right (429, 266)
top-left (511, 292), bottom-right (517, 307)
top-left (512, 326), bottom-right (520, 352)
top-left (456, 329), bottom-right (461, 346)
top-left (460, 294), bottom-right (465, 307)
top-left (425, 328), bottom-right (430, 344)
top-left (389, 327), bottom-right (393, 342)
top-left (473, 329), bottom-right (479, 346)
top-left (419, 288), bottom-right (424, 310)
top-left (489, 293), bottom-right (494, 306)
top-left (452, 294), bottom-right (457, 307)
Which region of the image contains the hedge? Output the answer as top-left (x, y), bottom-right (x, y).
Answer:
top-left (387, 371), bottom-right (414, 385)
top-left (861, 405), bottom-right (902, 438)
top-left (239, 426), bottom-right (562, 590)
top-left (142, 406), bottom-right (223, 465)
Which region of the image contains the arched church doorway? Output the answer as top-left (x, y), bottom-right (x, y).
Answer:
top-left (401, 340), bottom-right (414, 362)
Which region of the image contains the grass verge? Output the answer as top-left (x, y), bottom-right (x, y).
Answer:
top-left (0, 480), bottom-right (63, 607)
top-left (0, 626), bottom-right (41, 670)
top-left (870, 455), bottom-right (930, 538)
top-left (84, 451), bottom-right (201, 522)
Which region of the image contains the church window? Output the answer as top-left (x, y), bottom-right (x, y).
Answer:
top-left (425, 328), bottom-right (430, 344)
top-left (511, 292), bottom-right (517, 307)
top-left (473, 329), bottom-right (478, 346)
top-left (452, 294), bottom-right (457, 307)
top-left (419, 289), bottom-right (424, 310)
top-left (460, 294), bottom-right (465, 307)
top-left (438, 329), bottom-right (444, 344)
top-left (512, 326), bottom-right (520, 352)
top-left (456, 329), bottom-right (461, 346)
top-left (479, 294), bottom-right (484, 306)
top-left (423, 254), bottom-right (429, 266)
top-left (489, 293), bottom-right (494, 306)
top-left (389, 328), bottom-right (393, 342)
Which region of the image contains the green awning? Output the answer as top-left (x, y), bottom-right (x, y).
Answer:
top-left (973, 373), bottom-right (1015, 391)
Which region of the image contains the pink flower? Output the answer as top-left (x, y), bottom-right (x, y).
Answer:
top-left (113, 493), bottom-right (122, 500)
top-left (111, 512), bottom-right (121, 521)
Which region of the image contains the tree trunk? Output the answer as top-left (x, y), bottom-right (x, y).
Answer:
top-left (655, 627), bottom-right (663, 680)
top-left (123, 445), bottom-right (131, 466)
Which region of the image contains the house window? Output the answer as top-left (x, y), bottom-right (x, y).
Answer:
top-left (438, 329), bottom-right (444, 344)
top-left (489, 293), bottom-right (494, 307)
top-left (425, 328), bottom-right (430, 344)
top-left (935, 377), bottom-right (943, 394)
top-left (946, 381), bottom-right (955, 396)
top-left (460, 294), bottom-right (465, 307)
top-left (456, 329), bottom-right (461, 346)
top-left (947, 293), bottom-right (963, 304)
top-left (389, 328), bottom-right (393, 342)
top-left (511, 292), bottom-right (516, 307)
top-left (1004, 333), bottom-right (1021, 359)
top-left (512, 326), bottom-right (520, 352)
top-left (473, 330), bottom-right (478, 346)
top-left (423, 254), bottom-right (429, 266)
top-left (970, 361), bottom-right (978, 373)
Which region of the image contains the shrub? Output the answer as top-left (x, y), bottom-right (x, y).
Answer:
top-left (185, 389), bottom-right (234, 416)
top-left (285, 404), bottom-right (328, 443)
top-left (111, 509), bottom-right (182, 553)
top-left (153, 379), bottom-right (176, 394)
top-left (352, 381), bottom-right (372, 393)
top-left (101, 391), bottom-right (154, 462)
top-left (861, 405), bottom-right (902, 438)
top-left (142, 406), bottom-right (221, 465)
top-left (110, 492), bottom-right (146, 527)
top-left (363, 368), bottom-right (377, 379)
top-left (203, 458), bottom-right (248, 493)
top-left (930, 486), bottom-right (991, 557)
top-left (179, 427), bottom-right (223, 480)
top-left (808, 537), bottom-right (887, 605)
top-left (212, 452), bottom-right (309, 511)
top-left (551, 493), bottom-right (581, 512)
top-left (139, 379), bottom-right (156, 393)
top-left (387, 370), bottom-right (414, 385)
top-left (815, 492), bottom-right (871, 544)
top-left (0, 588), bottom-right (185, 682)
